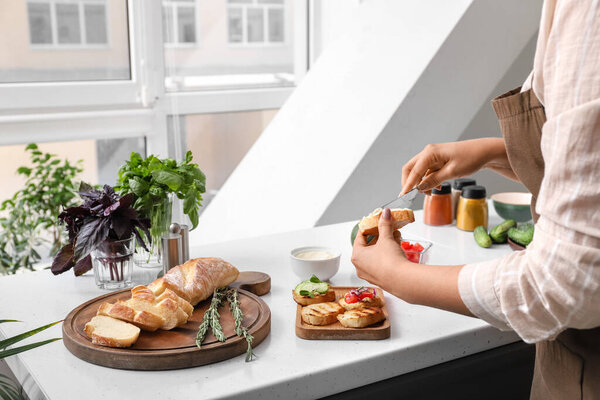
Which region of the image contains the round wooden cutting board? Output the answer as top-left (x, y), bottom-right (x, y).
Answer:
top-left (63, 287), bottom-right (270, 370)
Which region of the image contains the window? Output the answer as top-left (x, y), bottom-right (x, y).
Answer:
top-left (227, 0), bottom-right (284, 45)
top-left (26, 0), bottom-right (109, 48)
top-left (162, 0), bottom-right (197, 46)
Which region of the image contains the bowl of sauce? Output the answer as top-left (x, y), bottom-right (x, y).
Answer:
top-left (290, 246), bottom-right (341, 281)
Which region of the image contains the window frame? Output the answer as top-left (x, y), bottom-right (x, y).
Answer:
top-left (162, 0), bottom-right (200, 48)
top-left (226, 0), bottom-right (286, 47)
top-left (27, 0), bottom-right (111, 50)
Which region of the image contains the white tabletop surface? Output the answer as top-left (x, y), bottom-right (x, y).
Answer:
top-left (0, 208), bottom-right (519, 400)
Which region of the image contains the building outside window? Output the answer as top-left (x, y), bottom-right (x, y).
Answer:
top-left (162, 0), bottom-right (198, 46)
top-left (27, 0), bottom-right (109, 47)
top-left (227, 0), bottom-right (284, 45)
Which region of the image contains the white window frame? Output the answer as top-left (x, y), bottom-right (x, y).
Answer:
top-left (226, 0), bottom-right (286, 47)
top-left (162, 0), bottom-right (199, 48)
top-left (27, 0), bottom-right (111, 50)
top-left (0, 0), bottom-right (309, 160)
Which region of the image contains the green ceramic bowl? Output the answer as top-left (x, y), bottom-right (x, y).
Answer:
top-left (491, 192), bottom-right (533, 222)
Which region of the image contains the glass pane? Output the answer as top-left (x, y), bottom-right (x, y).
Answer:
top-left (56, 3), bottom-right (81, 44)
top-left (184, 110), bottom-right (276, 199)
top-left (227, 7), bottom-right (243, 43)
top-left (247, 8), bottom-right (264, 43)
top-left (163, 5), bottom-right (175, 43)
top-left (258, 0), bottom-right (283, 3)
top-left (268, 8), bottom-right (283, 42)
top-left (0, 0), bottom-right (131, 83)
top-left (84, 4), bottom-right (108, 44)
top-left (27, 3), bottom-right (52, 44)
top-left (177, 6), bottom-right (196, 44)
top-left (164, 0), bottom-right (295, 91)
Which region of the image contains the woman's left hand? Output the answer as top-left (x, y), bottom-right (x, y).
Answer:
top-left (351, 208), bottom-right (408, 292)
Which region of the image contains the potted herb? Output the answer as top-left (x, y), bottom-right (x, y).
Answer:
top-left (116, 151), bottom-right (206, 267)
top-left (51, 184), bottom-right (150, 289)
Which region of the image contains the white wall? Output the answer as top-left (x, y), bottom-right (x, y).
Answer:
top-left (191, 0), bottom-right (543, 245)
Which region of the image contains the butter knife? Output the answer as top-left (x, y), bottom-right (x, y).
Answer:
top-left (380, 187), bottom-right (418, 210)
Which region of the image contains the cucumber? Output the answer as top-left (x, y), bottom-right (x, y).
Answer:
top-left (489, 219), bottom-right (516, 244)
top-left (350, 223), bottom-right (376, 246)
top-left (508, 223), bottom-right (534, 246)
top-left (474, 225), bottom-right (492, 248)
top-left (294, 276), bottom-right (330, 297)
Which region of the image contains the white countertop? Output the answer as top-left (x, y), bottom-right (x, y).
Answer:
top-left (0, 209), bottom-right (519, 400)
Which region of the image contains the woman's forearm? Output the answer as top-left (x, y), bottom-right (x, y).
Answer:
top-left (479, 138), bottom-right (520, 182)
top-left (383, 262), bottom-right (473, 316)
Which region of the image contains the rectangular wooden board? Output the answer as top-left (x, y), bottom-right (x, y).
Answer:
top-left (295, 286), bottom-right (390, 340)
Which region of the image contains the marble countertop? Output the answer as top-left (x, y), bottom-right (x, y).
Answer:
top-left (0, 209), bottom-right (519, 400)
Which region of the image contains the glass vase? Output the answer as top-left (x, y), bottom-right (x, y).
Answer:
top-left (135, 195), bottom-right (173, 268)
top-left (92, 236), bottom-right (135, 290)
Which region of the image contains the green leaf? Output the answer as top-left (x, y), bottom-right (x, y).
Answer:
top-left (15, 167), bottom-right (31, 177)
top-left (0, 321), bottom-right (19, 324)
top-left (309, 275), bottom-right (322, 283)
top-left (0, 338), bottom-right (61, 360)
top-left (0, 320), bottom-right (62, 351)
top-left (185, 150), bottom-right (193, 164)
top-left (128, 177), bottom-right (149, 197)
top-left (152, 170), bottom-right (183, 191)
top-left (298, 290), bottom-right (311, 297)
top-left (25, 143), bottom-right (37, 151)
top-left (183, 189), bottom-right (197, 214)
top-left (0, 374), bottom-right (22, 400)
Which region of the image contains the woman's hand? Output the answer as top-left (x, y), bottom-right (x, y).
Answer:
top-left (351, 208), bottom-right (473, 316)
top-left (400, 138), bottom-right (517, 195)
top-left (351, 208), bottom-right (409, 292)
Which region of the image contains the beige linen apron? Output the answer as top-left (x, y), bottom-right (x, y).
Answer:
top-left (491, 87), bottom-right (600, 400)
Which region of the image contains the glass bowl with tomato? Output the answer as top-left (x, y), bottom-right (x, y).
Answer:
top-left (400, 239), bottom-right (432, 264)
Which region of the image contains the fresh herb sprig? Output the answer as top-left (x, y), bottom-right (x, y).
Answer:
top-left (226, 288), bottom-right (255, 362)
top-left (196, 287), bottom-right (256, 363)
top-left (195, 288), bottom-right (227, 347)
top-left (116, 151), bottom-right (206, 230)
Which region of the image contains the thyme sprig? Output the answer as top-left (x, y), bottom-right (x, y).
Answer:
top-left (195, 287), bottom-right (227, 347)
top-left (226, 288), bottom-right (255, 362)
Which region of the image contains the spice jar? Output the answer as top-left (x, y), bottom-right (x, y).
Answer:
top-left (456, 185), bottom-right (488, 231)
top-left (423, 182), bottom-right (452, 226)
top-left (452, 178), bottom-right (476, 220)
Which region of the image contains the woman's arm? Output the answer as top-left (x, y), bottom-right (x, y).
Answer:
top-left (352, 209), bottom-right (472, 316)
top-left (400, 138), bottom-right (518, 195)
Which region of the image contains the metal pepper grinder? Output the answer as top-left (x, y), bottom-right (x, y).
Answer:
top-left (161, 223), bottom-right (183, 275)
top-left (179, 224), bottom-right (190, 261)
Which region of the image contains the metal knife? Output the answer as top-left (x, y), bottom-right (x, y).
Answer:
top-left (380, 187), bottom-right (418, 210)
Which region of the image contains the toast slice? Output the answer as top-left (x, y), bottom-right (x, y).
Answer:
top-left (301, 302), bottom-right (344, 326)
top-left (292, 289), bottom-right (336, 306)
top-left (97, 300), bottom-right (165, 332)
top-left (84, 315), bottom-right (140, 348)
top-left (358, 208), bottom-right (415, 236)
top-left (339, 295), bottom-right (384, 311)
top-left (337, 307), bottom-right (386, 328)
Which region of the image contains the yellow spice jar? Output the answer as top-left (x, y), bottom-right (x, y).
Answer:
top-left (456, 185), bottom-right (488, 231)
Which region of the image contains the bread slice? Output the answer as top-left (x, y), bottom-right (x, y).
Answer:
top-left (156, 288), bottom-right (194, 317)
top-left (84, 315), bottom-right (140, 348)
top-left (358, 208), bottom-right (415, 236)
top-left (292, 289), bottom-right (336, 306)
top-left (337, 307), bottom-right (386, 328)
top-left (127, 286), bottom-right (189, 330)
top-left (301, 302), bottom-right (344, 326)
top-left (97, 300), bottom-right (164, 332)
top-left (339, 295), bottom-right (384, 311)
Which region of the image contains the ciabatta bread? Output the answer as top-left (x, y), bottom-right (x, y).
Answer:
top-left (84, 315), bottom-right (140, 348)
top-left (148, 257), bottom-right (239, 306)
top-left (337, 307), bottom-right (385, 328)
top-left (301, 302), bottom-right (344, 326)
top-left (292, 289), bottom-right (336, 306)
top-left (126, 285), bottom-right (189, 330)
top-left (339, 295), bottom-right (384, 311)
top-left (358, 208), bottom-right (415, 236)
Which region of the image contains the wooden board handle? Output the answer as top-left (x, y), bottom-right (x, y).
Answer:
top-left (230, 271), bottom-right (271, 296)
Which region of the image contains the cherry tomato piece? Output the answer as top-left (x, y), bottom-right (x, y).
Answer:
top-left (358, 291), bottom-right (374, 300)
top-left (401, 241), bottom-right (412, 251)
top-left (413, 243), bottom-right (425, 252)
top-left (345, 293), bottom-right (359, 303)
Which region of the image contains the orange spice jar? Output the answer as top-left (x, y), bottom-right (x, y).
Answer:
top-left (423, 182), bottom-right (452, 226)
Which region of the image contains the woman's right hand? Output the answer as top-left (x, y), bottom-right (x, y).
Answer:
top-left (400, 138), bottom-right (516, 195)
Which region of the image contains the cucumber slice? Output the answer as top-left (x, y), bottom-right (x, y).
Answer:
top-left (294, 279), bottom-right (329, 297)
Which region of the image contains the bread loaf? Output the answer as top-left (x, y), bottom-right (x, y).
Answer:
top-left (84, 315), bottom-right (140, 348)
top-left (148, 257), bottom-right (239, 306)
top-left (358, 208), bottom-right (414, 236)
top-left (97, 300), bottom-right (164, 332)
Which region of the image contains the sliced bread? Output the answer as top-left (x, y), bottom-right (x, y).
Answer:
top-left (84, 315), bottom-right (140, 348)
top-left (301, 302), bottom-right (344, 326)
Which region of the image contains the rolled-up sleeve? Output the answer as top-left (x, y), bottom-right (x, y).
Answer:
top-left (458, 0), bottom-right (600, 344)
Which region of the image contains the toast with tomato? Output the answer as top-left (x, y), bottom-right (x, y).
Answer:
top-left (339, 287), bottom-right (385, 311)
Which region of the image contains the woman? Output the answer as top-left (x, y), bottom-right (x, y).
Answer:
top-left (351, 1), bottom-right (600, 398)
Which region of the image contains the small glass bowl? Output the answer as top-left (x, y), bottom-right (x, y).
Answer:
top-left (400, 239), bottom-right (432, 264)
